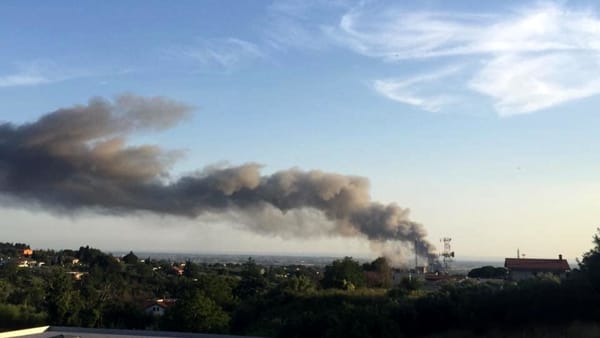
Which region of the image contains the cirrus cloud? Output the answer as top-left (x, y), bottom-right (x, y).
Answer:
top-left (328, 2), bottom-right (600, 116)
top-left (373, 66), bottom-right (462, 112)
top-left (165, 37), bottom-right (264, 72)
top-left (0, 60), bottom-right (87, 88)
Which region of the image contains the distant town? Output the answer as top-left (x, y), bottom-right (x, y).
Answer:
top-left (1, 237), bottom-right (595, 337)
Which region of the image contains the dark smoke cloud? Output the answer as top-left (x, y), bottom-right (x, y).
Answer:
top-left (0, 95), bottom-right (436, 257)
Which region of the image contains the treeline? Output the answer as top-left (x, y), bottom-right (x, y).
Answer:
top-left (232, 273), bottom-right (600, 337)
top-left (0, 242), bottom-right (29, 257)
top-left (467, 265), bottom-right (507, 279)
top-left (2, 233), bottom-right (600, 337)
top-left (231, 231), bottom-right (600, 337)
top-left (0, 245), bottom-right (324, 333)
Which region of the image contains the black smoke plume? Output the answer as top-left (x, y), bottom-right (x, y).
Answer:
top-left (0, 95), bottom-right (436, 258)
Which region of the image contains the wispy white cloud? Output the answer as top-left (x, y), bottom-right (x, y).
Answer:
top-left (469, 52), bottom-right (600, 116)
top-left (263, 0), bottom-right (350, 51)
top-left (0, 61), bottom-right (83, 88)
top-left (168, 38), bottom-right (264, 71)
top-left (327, 2), bottom-right (600, 115)
top-left (373, 67), bottom-right (461, 112)
top-left (332, 10), bottom-right (490, 60)
top-left (0, 74), bottom-right (50, 87)
top-left (331, 4), bottom-right (600, 60)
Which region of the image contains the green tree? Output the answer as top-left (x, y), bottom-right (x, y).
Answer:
top-left (0, 303), bottom-right (47, 330)
top-left (579, 228), bottom-right (600, 291)
top-left (278, 275), bottom-right (316, 293)
top-left (32, 249), bottom-right (55, 265)
top-left (0, 279), bottom-right (13, 303)
top-left (183, 260), bottom-right (200, 278)
top-left (468, 266), bottom-right (507, 279)
top-left (388, 276), bottom-right (423, 299)
top-left (196, 274), bottom-right (239, 310)
top-left (45, 270), bottom-right (83, 326)
top-left (322, 257), bottom-right (366, 289)
top-left (234, 258), bottom-right (267, 299)
top-left (161, 290), bottom-right (230, 333)
top-left (0, 260), bottom-right (19, 281)
top-left (364, 257), bottom-right (392, 288)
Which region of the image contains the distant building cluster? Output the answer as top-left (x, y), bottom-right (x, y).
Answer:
top-left (0, 247), bottom-right (44, 269)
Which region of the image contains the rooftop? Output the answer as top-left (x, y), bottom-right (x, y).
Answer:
top-left (143, 298), bottom-right (178, 309)
top-left (504, 258), bottom-right (570, 271)
top-left (0, 326), bottom-right (263, 338)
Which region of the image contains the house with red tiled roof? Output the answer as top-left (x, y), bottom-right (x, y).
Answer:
top-left (504, 254), bottom-right (570, 280)
top-left (143, 298), bottom-right (177, 317)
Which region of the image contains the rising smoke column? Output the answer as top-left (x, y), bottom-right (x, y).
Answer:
top-left (0, 95), bottom-right (436, 258)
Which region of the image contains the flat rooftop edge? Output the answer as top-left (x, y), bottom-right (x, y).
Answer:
top-left (0, 326), bottom-right (264, 338)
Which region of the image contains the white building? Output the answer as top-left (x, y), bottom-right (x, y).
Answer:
top-left (504, 255), bottom-right (570, 280)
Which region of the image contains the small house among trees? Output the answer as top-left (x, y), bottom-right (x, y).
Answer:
top-left (122, 251), bottom-right (139, 264)
top-left (504, 255), bottom-right (570, 280)
top-left (144, 298), bottom-right (177, 317)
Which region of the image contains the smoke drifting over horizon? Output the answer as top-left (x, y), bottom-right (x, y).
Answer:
top-left (0, 95), bottom-right (436, 259)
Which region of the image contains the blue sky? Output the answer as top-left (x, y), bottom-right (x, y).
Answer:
top-left (2, 0), bottom-right (600, 261)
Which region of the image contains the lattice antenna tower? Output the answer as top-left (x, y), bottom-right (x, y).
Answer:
top-left (440, 237), bottom-right (455, 272)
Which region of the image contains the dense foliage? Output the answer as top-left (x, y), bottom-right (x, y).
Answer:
top-left (322, 256), bottom-right (366, 290)
top-left (467, 265), bottom-right (507, 279)
top-left (2, 231), bottom-right (600, 337)
top-left (0, 242), bottom-right (29, 258)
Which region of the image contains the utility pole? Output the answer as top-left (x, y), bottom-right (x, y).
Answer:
top-left (440, 237), bottom-right (454, 272)
top-left (414, 239), bottom-right (418, 270)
